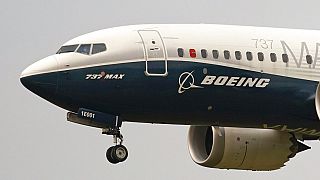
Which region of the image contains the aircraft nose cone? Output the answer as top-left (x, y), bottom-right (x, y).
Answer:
top-left (20, 73), bottom-right (58, 96)
top-left (20, 55), bottom-right (58, 78)
top-left (20, 56), bottom-right (59, 100)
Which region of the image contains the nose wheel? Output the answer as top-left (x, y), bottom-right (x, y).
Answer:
top-left (106, 145), bottom-right (128, 164)
top-left (103, 127), bottom-right (128, 164)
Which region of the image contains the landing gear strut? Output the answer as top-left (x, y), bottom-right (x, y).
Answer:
top-left (70, 109), bottom-right (129, 164)
top-left (103, 126), bottom-right (128, 164)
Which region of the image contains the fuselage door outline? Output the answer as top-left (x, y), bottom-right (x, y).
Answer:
top-left (138, 30), bottom-right (168, 77)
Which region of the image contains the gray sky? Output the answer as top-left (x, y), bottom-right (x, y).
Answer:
top-left (1, 0), bottom-right (320, 179)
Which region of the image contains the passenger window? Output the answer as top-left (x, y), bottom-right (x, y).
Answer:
top-left (282, 54), bottom-right (289, 63)
top-left (224, 50), bottom-right (230, 59)
top-left (235, 51), bottom-right (242, 60)
top-left (306, 55), bottom-right (313, 64)
top-left (92, 43), bottom-right (106, 55)
top-left (212, 50), bottom-right (219, 59)
top-left (177, 48), bottom-right (184, 57)
top-left (246, 52), bottom-right (253, 61)
top-left (57, 44), bottom-right (79, 54)
top-left (77, 44), bottom-right (91, 55)
top-left (270, 53), bottom-right (277, 62)
top-left (189, 49), bottom-right (196, 58)
top-left (258, 52), bottom-right (264, 61)
top-left (201, 49), bottom-right (208, 58)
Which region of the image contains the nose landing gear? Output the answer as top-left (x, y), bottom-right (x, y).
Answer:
top-left (103, 126), bottom-right (128, 164)
top-left (106, 145), bottom-right (128, 164)
top-left (68, 109), bottom-right (129, 164)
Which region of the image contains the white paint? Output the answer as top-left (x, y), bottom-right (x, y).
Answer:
top-left (21, 24), bottom-right (320, 82)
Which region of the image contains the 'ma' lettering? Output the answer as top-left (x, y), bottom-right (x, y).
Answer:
top-left (280, 41), bottom-right (319, 68)
top-left (112, 74), bottom-right (119, 79)
top-left (104, 74), bottom-right (114, 79)
top-left (104, 74), bottom-right (125, 80)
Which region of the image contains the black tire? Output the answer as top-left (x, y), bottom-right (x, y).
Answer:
top-left (111, 145), bottom-right (128, 162)
top-left (106, 146), bottom-right (119, 164)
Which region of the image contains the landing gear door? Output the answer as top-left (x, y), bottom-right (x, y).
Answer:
top-left (138, 30), bottom-right (168, 76)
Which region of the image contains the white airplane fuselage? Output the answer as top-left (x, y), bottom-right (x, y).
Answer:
top-left (20, 24), bottom-right (320, 170)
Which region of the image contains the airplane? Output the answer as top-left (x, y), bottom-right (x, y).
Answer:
top-left (20, 24), bottom-right (320, 171)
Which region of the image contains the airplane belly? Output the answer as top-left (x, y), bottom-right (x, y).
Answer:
top-left (55, 60), bottom-right (319, 130)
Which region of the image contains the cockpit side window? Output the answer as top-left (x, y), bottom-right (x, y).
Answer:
top-left (77, 44), bottom-right (92, 55)
top-left (92, 43), bottom-right (107, 55)
top-left (56, 44), bottom-right (79, 54)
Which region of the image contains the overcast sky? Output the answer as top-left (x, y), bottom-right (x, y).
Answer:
top-left (2, 0), bottom-right (320, 179)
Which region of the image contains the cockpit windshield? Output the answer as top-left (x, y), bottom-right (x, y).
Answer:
top-left (92, 43), bottom-right (107, 54)
top-left (56, 43), bottom-right (107, 55)
top-left (77, 44), bottom-right (91, 55)
top-left (56, 44), bottom-right (79, 54)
